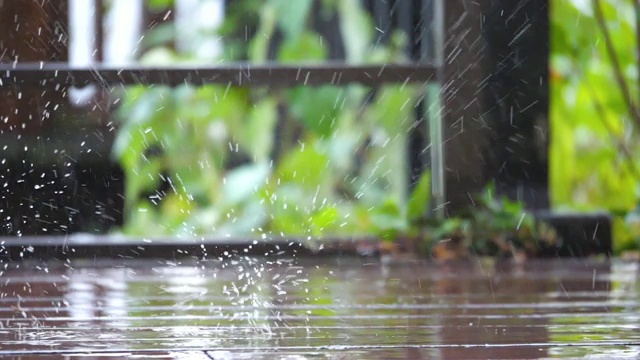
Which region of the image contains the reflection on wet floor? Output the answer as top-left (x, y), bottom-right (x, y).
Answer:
top-left (0, 258), bottom-right (639, 359)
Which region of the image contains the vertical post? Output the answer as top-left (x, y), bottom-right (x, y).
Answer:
top-left (373, 0), bottom-right (392, 45)
top-left (104, 0), bottom-right (143, 65)
top-left (0, 0), bottom-right (68, 135)
top-left (436, 1), bottom-right (549, 212)
top-left (0, 0), bottom-right (70, 235)
top-left (175, 0), bottom-right (225, 60)
top-left (421, 0), bottom-right (445, 219)
top-left (481, 0), bottom-right (550, 208)
top-left (69, 0), bottom-right (99, 106)
top-left (636, 0), bottom-right (640, 105)
top-left (396, 0), bottom-right (413, 56)
top-left (96, 0), bottom-right (104, 62)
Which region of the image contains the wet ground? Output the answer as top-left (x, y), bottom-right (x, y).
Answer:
top-left (0, 257), bottom-right (639, 359)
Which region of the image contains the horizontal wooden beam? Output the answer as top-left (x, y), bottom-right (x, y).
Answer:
top-left (0, 235), bottom-right (380, 260)
top-left (0, 62), bottom-right (436, 87)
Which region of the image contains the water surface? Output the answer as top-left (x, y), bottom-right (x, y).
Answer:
top-left (0, 258), bottom-right (638, 359)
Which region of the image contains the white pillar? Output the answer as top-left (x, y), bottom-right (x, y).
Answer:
top-left (175, 0), bottom-right (224, 61)
top-left (104, 0), bottom-right (144, 66)
top-left (68, 0), bottom-right (98, 105)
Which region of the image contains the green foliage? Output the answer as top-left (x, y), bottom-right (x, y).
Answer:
top-left (338, 0), bottom-right (375, 63)
top-left (550, 0), bottom-right (640, 253)
top-left (288, 86), bottom-right (344, 137)
top-left (407, 170), bottom-right (432, 224)
top-left (118, 0), bottom-right (640, 256)
top-left (272, 0), bottom-right (314, 40)
top-left (113, 0), bottom-right (428, 241)
top-left (471, 185), bottom-right (557, 256)
top-left (428, 185), bottom-right (559, 259)
top-left (278, 32), bottom-right (328, 62)
top-left (146, 0), bottom-right (173, 11)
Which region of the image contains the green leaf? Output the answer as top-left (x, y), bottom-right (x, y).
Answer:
top-left (147, 0), bottom-right (173, 11)
top-left (433, 218), bottom-right (470, 239)
top-left (277, 143), bottom-right (330, 190)
top-left (123, 202), bottom-right (162, 236)
top-left (267, 184), bottom-right (312, 235)
top-left (309, 206), bottom-right (340, 236)
top-left (242, 98), bottom-right (278, 161)
top-left (368, 85), bottom-right (417, 134)
top-left (338, 0), bottom-right (374, 63)
top-left (272, 0), bottom-right (313, 40)
top-left (248, 3), bottom-right (277, 63)
top-left (215, 199), bottom-right (269, 236)
top-left (113, 87), bottom-right (175, 214)
top-left (278, 31), bottom-right (328, 63)
top-left (159, 193), bottom-right (194, 231)
top-left (407, 170), bottom-right (431, 223)
top-left (288, 86), bottom-right (344, 136)
top-left (370, 198), bottom-right (407, 240)
top-left (178, 85), bottom-right (249, 129)
top-left (326, 124), bottom-right (361, 173)
top-left (222, 162), bottom-right (271, 206)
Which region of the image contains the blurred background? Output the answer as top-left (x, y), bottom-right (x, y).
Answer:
top-left (0, 0), bottom-right (638, 256)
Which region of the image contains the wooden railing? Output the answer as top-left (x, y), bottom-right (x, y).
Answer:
top-left (0, 0), bottom-right (447, 237)
top-left (1, 0), bottom-right (553, 237)
top-left (0, 63), bottom-right (437, 87)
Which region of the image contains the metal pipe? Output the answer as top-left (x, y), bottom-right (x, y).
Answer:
top-left (421, 0), bottom-right (446, 219)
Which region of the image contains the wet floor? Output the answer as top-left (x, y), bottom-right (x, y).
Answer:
top-left (0, 257), bottom-right (639, 359)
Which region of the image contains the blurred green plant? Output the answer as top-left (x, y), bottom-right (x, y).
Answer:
top-left (112, 0), bottom-right (427, 242)
top-left (427, 185), bottom-right (560, 260)
top-left (550, 0), bottom-right (640, 253)
top-left (116, 0), bottom-right (603, 259)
